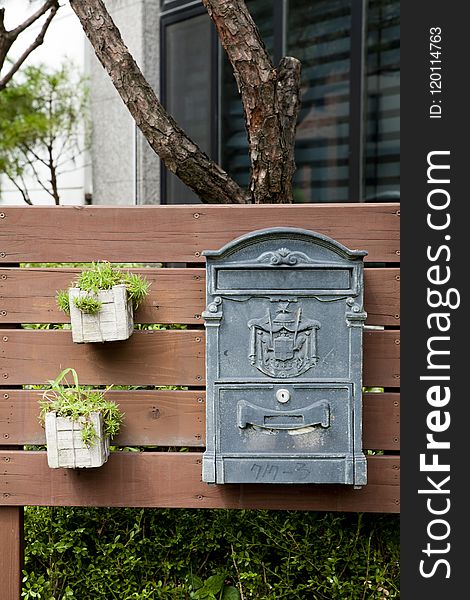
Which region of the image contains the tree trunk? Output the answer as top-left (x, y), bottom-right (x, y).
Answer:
top-left (69, 0), bottom-right (248, 205)
top-left (202, 0), bottom-right (301, 204)
top-left (48, 145), bottom-right (60, 205)
top-left (70, 0), bottom-right (301, 204)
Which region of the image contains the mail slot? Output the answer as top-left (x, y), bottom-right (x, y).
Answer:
top-left (202, 228), bottom-right (368, 486)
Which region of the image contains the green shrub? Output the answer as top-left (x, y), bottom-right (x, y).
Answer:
top-left (23, 507), bottom-right (399, 599)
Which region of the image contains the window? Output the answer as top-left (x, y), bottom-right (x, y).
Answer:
top-left (161, 5), bottom-right (217, 203)
top-left (365, 0), bottom-right (400, 201)
top-left (287, 0), bottom-right (352, 202)
top-left (160, 0), bottom-right (399, 204)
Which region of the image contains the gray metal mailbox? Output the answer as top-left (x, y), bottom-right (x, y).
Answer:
top-left (202, 227), bottom-right (368, 487)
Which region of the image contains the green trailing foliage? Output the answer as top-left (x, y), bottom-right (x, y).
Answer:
top-left (22, 507), bottom-right (399, 599)
top-left (38, 368), bottom-right (124, 447)
top-left (56, 261), bottom-right (151, 315)
top-left (55, 289), bottom-right (70, 315)
top-left (72, 295), bottom-right (103, 315)
top-left (123, 271), bottom-right (152, 309)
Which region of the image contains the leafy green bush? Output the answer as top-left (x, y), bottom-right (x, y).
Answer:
top-left (23, 507), bottom-right (399, 599)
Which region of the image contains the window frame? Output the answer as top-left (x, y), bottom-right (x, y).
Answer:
top-left (160, 1), bottom-right (220, 204)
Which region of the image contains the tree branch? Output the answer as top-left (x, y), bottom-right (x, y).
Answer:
top-left (6, 172), bottom-right (33, 206)
top-left (20, 143), bottom-right (49, 169)
top-left (23, 156), bottom-right (53, 199)
top-left (56, 149), bottom-right (86, 171)
top-left (47, 142), bottom-right (60, 204)
top-left (10, 0), bottom-right (59, 38)
top-left (69, 0), bottom-right (248, 204)
top-left (0, 1), bottom-right (59, 91)
top-left (202, 0), bottom-right (301, 203)
top-left (0, 9), bottom-right (6, 35)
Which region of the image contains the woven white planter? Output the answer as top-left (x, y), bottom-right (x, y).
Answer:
top-left (69, 284), bottom-right (134, 343)
top-left (45, 411), bottom-right (110, 469)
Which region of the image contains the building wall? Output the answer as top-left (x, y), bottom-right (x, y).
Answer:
top-left (88, 0), bottom-right (161, 205)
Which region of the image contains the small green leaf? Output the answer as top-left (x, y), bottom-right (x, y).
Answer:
top-left (193, 590), bottom-right (211, 600)
top-left (191, 575), bottom-right (204, 590)
top-left (221, 586), bottom-right (240, 600)
top-left (202, 574), bottom-right (226, 595)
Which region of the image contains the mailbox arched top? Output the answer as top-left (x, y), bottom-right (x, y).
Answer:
top-left (203, 227), bottom-right (368, 262)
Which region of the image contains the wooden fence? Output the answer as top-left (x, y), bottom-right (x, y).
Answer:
top-left (0, 203), bottom-right (400, 598)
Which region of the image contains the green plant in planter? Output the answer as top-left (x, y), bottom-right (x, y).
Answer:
top-left (39, 368), bottom-right (124, 468)
top-left (56, 288), bottom-right (71, 314)
top-left (56, 261), bottom-right (150, 315)
top-left (56, 261), bottom-right (151, 343)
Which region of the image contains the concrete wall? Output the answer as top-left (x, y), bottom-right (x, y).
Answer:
top-left (88, 0), bottom-right (160, 205)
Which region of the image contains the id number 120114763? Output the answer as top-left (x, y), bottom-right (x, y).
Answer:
top-left (429, 27), bottom-right (443, 119)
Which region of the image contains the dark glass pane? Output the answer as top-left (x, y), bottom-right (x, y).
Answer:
top-left (220, 0), bottom-right (274, 189)
top-left (164, 14), bottom-right (212, 204)
top-left (365, 0), bottom-right (400, 201)
top-left (288, 0), bottom-right (352, 203)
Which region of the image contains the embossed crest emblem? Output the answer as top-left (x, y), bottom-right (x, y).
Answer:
top-left (248, 301), bottom-right (321, 378)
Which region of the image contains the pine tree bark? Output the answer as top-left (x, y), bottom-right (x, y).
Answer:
top-left (70, 0), bottom-right (301, 204)
top-left (69, 0), bottom-right (248, 204)
top-left (202, 0), bottom-right (301, 203)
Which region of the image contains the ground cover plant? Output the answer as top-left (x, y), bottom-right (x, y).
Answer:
top-left (22, 507), bottom-right (399, 599)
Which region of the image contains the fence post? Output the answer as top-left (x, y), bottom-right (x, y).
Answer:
top-left (1, 263), bottom-right (24, 599)
top-left (0, 506), bottom-right (24, 600)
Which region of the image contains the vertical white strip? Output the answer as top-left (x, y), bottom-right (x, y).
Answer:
top-left (133, 122), bottom-right (139, 205)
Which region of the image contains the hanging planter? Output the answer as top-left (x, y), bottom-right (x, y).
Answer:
top-left (44, 410), bottom-right (110, 469)
top-left (39, 368), bottom-right (124, 469)
top-left (56, 261), bottom-right (150, 343)
top-left (68, 283), bottom-right (133, 343)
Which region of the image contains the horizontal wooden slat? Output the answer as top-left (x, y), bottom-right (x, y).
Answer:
top-left (363, 330), bottom-right (400, 388)
top-left (362, 392), bottom-right (400, 449)
top-left (0, 267), bottom-right (205, 326)
top-left (0, 329), bottom-right (204, 387)
top-left (0, 329), bottom-right (399, 387)
top-left (0, 390), bottom-right (400, 450)
top-left (0, 267), bottom-right (399, 326)
top-left (0, 204), bottom-right (400, 263)
top-left (0, 451), bottom-right (399, 512)
top-left (0, 390), bottom-right (205, 447)
top-left (364, 268), bottom-right (400, 325)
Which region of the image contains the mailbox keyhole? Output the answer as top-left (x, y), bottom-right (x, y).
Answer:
top-left (276, 389), bottom-right (290, 404)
